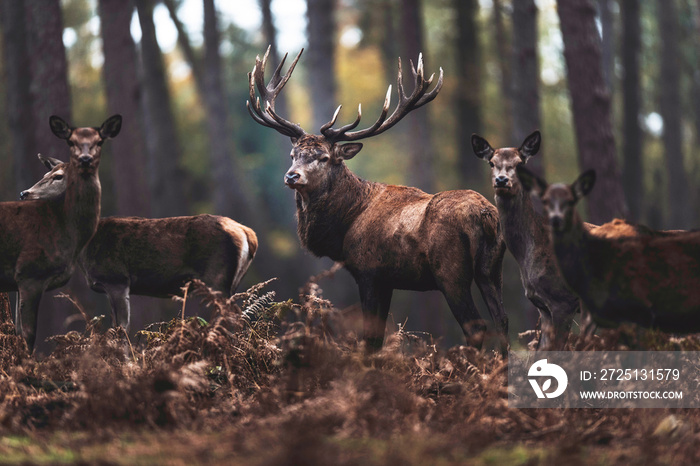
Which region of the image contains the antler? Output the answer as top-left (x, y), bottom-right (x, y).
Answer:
top-left (320, 53), bottom-right (444, 143)
top-left (247, 46), bottom-right (306, 139)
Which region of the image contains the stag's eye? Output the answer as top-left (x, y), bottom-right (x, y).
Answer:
top-left (489, 162), bottom-right (494, 168)
top-left (319, 155), bottom-right (330, 163)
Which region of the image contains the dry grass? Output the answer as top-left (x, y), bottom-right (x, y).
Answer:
top-left (0, 276), bottom-right (699, 464)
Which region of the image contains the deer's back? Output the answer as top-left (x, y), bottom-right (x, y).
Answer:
top-left (342, 186), bottom-right (501, 288)
top-left (567, 231), bottom-right (700, 331)
top-left (85, 214), bottom-right (250, 296)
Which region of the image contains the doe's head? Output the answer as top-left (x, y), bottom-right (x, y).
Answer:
top-left (516, 165), bottom-right (596, 233)
top-left (472, 130), bottom-right (541, 197)
top-left (49, 114), bottom-right (121, 171)
top-left (19, 155), bottom-right (67, 200)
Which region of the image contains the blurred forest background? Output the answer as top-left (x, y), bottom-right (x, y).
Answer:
top-left (0, 0), bottom-right (698, 350)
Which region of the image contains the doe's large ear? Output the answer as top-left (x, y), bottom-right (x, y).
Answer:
top-left (471, 134), bottom-right (494, 160)
top-left (49, 115), bottom-right (73, 140)
top-left (571, 170), bottom-right (596, 202)
top-left (516, 165), bottom-right (548, 197)
top-left (99, 114), bottom-right (122, 139)
top-left (334, 142), bottom-right (363, 161)
top-left (519, 130), bottom-right (541, 159)
top-left (37, 153), bottom-right (63, 170)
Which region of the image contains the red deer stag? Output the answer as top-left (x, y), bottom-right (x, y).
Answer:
top-left (21, 156), bottom-right (258, 332)
top-left (247, 47), bottom-right (508, 351)
top-left (517, 166), bottom-right (700, 332)
top-left (0, 115), bottom-right (120, 350)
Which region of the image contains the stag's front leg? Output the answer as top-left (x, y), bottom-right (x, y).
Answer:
top-left (358, 281), bottom-right (392, 352)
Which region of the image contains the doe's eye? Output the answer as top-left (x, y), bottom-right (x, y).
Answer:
top-left (54, 174), bottom-right (64, 180)
top-left (489, 162), bottom-right (494, 168)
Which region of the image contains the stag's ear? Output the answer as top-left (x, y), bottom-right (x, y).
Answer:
top-left (49, 116), bottom-right (73, 140)
top-left (571, 170), bottom-right (596, 202)
top-left (37, 154), bottom-right (63, 170)
top-left (519, 130), bottom-right (541, 160)
top-left (99, 114), bottom-right (122, 139)
top-left (471, 134), bottom-right (494, 160)
top-left (335, 143), bottom-right (363, 161)
top-left (516, 165), bottom-right (548, 197)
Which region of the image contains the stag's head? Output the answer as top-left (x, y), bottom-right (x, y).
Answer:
top-left (247, 47), bottom-right (443, 197)
top-left (517, 166), bottom-right (596, 233)
top-left (472, 130), bottom-right (541, 197)
top-left (49, 114), bottom-right (121, 173)
top-left (19, 155), bottom-right (66, 200)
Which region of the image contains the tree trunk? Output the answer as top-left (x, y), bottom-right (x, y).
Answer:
top-left (24, 0), bottom-right (72, 181)
top-left (598, 0), bottom-right (614, 93)
top-left (453, 0), bottom-right (482, 187)
top-left (657, 0), bottom-right (689, 229)
top-left (135, 0), bottom-right (189, 218)
top-left (0, 0), bottom-right (36, 196)
top-left (401, 0), bottom-right (434, 193)
top-left (512, 0), bottom-right (543, 175)
top-left (557, 0), bottom-right (628, 224)
top-left (306, 0), bottom-right (337, 131)
top-left (24, 0), bottom-right (79, 352)
top-left (98, 0), bottom-right (151, 217)
top-left (492, 0), bottom-right (513, 143)
top-left (621, 0), bottom-right (643, 222)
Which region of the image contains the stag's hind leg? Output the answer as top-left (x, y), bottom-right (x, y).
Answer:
top-left (437, 273), bottom-right (488, 349)
top-left (474, 240), bottom-right (509, 350)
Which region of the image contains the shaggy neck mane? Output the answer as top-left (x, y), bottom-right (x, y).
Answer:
top-left (296, 163), bottom-right (377, 261)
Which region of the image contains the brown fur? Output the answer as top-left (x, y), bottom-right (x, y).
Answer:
top-left (21, 163), bottom-right (257, 332)
top-left (288, 135), bottom-right (508, 350)
top-left (0, 115), bottom-right (121, 350)
top-left (519, 167), bottom-right (700, 333)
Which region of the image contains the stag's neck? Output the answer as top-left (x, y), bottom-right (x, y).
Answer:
top-left (64, 169), bottom-right (101, 258)
top-left (296, 164), bottom-right (377, 261)
top-left (496, 191), bottom-right (550, 265)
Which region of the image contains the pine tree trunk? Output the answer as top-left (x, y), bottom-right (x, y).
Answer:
top-left (401, 0), bottom-right (434, 193)
top-left (557, 0), bottom-right (628, 223)
top-left (492, 0), bottom-right (513, 143)
top-left (0, 0), bottom-right (36, 195)
top-left (658, 0), bottom-right (689, 228)
top-left (621, 0), bottom-right (643, 222)
top-left (306, 0), bottom-right (337, 130)
top-left (453, 0), bottom-right (482, 187)
top-left (135, 0), bottom-right (189, 218)
top-left (98, 0), bottom-right (151, 217)
top-left (512, 0), bottom-right (543, 175)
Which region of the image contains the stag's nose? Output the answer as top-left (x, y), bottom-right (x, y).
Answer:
top-left (285, 172), bottom-right (301, 185)
top-left (19, 191), bottom-right (28, 200)
top-left (495, 175), bottom-right (509, 187)
top-left (78, 155), bottom-right (92, 167)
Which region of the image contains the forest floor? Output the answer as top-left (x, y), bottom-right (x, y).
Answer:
top-left (1, 277), bottom-right (700, 465)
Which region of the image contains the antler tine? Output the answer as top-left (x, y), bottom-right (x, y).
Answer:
top-left (246, 46), bottom-right (305, 138)
top-left (316, 53), bottom-right (442, 143)
top-left (321, 104), bottom-right (364, 138)
top-left (320, 105), bottom-right (343, 133)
